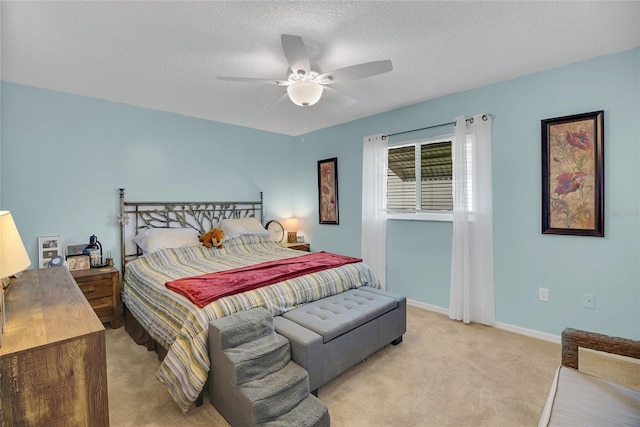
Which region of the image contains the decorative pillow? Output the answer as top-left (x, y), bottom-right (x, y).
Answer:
top-left (221, 218), bottom-right (269, 240)
top-left (133, 227), bottom-right (200, 254)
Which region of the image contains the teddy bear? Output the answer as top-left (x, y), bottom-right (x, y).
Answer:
top-left (199, 227), bottom-right (224, 248)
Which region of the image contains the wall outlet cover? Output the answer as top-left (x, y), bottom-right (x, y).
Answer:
top-left (539, 287), bottom-right (549, 302)
top-left (583, 294), bottom-right (595, 309)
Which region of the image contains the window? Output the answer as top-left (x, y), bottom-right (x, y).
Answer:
top-left (386, 137), bottom-right (454, 218)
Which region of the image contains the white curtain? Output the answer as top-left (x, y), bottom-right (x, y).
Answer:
top-left (361, 134), bottom-right (387, 289)
top-left (449, 114), bottom-right (495, 325)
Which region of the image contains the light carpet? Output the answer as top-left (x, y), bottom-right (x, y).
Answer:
top-left (105, 305), bottom-right (638, 426)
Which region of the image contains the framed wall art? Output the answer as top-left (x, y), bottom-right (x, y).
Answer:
top-left (318, 157), bottom-right (339, 224)
top-left (38, 235), bottom-right (62, 268)
top-left (541, 110), bottom-right (604, 237)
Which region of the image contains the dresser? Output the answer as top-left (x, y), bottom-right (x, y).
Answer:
top-left (0, 267), bottom-right (109, 426)
top-left (71, 266), bottom-right (121, 328)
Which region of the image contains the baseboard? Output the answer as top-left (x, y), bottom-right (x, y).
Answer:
top-left (494, 322), bottom-right (560, 344)
top-left (407, 299), bottom-right (561, 344)
top-left (407, 298), bottom-right (449, 315)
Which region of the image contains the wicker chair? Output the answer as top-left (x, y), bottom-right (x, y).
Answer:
top-left (539, 328), bottom-right (640, 426)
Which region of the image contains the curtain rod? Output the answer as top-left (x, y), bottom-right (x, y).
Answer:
top-left (382, 115), bottom-right (488, 140)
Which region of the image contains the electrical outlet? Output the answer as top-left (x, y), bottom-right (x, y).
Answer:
top-left (583, 294), bottom-right (595, 309)
top-left (539, 287), bottom-right (549, 302)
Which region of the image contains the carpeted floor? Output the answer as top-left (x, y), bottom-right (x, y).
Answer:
top-left (105, 305), bottom-right (638, 426)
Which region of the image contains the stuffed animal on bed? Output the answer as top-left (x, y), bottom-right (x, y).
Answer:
top-left (199, 227), bottom-right (224, 249)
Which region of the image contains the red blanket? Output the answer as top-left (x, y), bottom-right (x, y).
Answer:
top-left (165, 251), bottom-right (362, 308)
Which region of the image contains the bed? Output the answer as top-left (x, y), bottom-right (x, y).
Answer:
top-left (117, 189), bottom-right (380, 413)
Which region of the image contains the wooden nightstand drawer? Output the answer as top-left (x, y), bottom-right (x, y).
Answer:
top-left (71, 266), bottom-right (121, 328)
top-left (76, 278), bottom-right (113, 301)
top-left (92, 297), bottom-right (115, 318)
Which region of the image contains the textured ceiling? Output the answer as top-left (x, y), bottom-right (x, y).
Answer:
top-left (2, 1), bottom-right (639, 136)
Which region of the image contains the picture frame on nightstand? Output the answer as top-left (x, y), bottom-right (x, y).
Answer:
top-left (67, 255), bottom-right (90, 271)
top-left (38, 235), bottom-right (61, 269)
top-left (66, 244), bottom-right (88, 256)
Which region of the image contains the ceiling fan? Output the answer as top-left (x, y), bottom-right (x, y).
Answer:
top-left (217, 34), bottom-right (393, 108)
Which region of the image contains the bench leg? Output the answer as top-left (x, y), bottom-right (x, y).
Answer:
top-left (391, 336), bottom-right (403, 345)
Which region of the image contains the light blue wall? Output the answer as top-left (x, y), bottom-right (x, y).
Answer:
top-left (2, 48), bottom-right (638, 340)
top-left (294, 48), bottom-right (640, 339)
top-left (0, 83), bottom-right (296, 270)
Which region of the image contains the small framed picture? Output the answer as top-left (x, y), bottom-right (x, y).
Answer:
top-left (67, 255), bottom-right (90, 271)
top-left (67, 244), bottom-right (88, 256)
top-left (38, 235), bottom-right (62, 269)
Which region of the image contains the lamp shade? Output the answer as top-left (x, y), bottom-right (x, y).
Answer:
top-left (283, 218), bottom-right (299, 230)
top-left (283, 218), bottom-right (299, 244)
top-left (0, 211), bottom-right (31, 278)
top-left (286, 81), bottom-right (323, 107)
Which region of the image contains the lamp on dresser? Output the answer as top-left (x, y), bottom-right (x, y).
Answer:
top-left (0, 211), bottom-right (31, 347)
top-left (0, 211), bottom-right (31, 282)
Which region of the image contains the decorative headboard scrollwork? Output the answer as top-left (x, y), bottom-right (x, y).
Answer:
top-left (119, 188), bottom-right (263, 272)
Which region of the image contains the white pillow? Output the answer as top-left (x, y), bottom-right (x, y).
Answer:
top-left (133, 227), bottom-right (200, 254)
top-left (133, 227), bottom-right (154, 245)
top-left (221, 218), bottom-right (269, 240)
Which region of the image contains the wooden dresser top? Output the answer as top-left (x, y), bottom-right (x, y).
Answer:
top-left (0, 267), bottom-right (104, 356)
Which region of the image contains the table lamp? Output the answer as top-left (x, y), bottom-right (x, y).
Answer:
top-left (86, 234), bottom-right (103, 267)
top-left (1, 211), bottom-right (31, 286)
top-left (1, 211), bottom-right (31, 347)
top-left (283, 218), bottom-right (299, 244)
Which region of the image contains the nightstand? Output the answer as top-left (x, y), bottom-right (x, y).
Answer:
top-left (281, 242), bottom-right (310, 252)
top-left (71, 266), bottom-right (121, 328)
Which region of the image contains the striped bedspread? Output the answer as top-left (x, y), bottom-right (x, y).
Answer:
top-left (121, 234), bottom-right (379, 413)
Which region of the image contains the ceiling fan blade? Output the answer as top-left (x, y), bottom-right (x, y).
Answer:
top-left (317, 59), bottom-right (393, 84)
top-left (217, 76), bottom-right (289, 86)
top-left (281, 34), bottom-right (310, 75)
top-left (322, 86), bottom-right (356, 108)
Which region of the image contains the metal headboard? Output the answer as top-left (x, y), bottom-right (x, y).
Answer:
top-left (118, 188), bottom-right (263, 272)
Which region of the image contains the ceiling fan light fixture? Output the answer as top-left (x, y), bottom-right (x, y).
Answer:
top-left (286, 81), bottom-right (323, 107)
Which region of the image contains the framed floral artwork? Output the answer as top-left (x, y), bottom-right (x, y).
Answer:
top-left (541, 111), bottom-right (604, 236)
top-left (318, 157), bottom-right (339, 224)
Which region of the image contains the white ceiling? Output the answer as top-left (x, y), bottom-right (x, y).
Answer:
top-left (2, 1), bottom-right (639, 136)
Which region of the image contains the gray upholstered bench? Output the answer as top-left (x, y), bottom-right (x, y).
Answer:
top-left (274, 286), bottom-right (406, 393)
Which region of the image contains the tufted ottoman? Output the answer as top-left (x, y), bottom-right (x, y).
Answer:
top-left (274, 286), bottom-right (406, 394)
